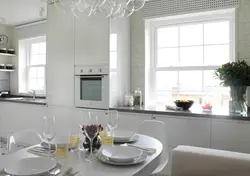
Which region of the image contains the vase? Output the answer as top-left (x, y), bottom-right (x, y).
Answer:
top-left (229, 86), bottom-right (247, 115)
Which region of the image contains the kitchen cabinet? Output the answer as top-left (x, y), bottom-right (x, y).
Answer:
top-left (153, 115), bottom-right (211, 148)
top-left (0, 102), bottom-right (46, 137)
top-left (75, 14), bottom-right (109, 66)
top-left (211, 119), bottom-right (250, 153)
top-left (46, 4), bottom-right (75, 107)
top-left (117, 112), bottom-right (152, 132)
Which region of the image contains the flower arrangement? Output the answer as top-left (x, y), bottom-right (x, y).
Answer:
top-left (214, 60), bottom-right (250, 114)
top-left (214, 60), bottom-right (250, 86)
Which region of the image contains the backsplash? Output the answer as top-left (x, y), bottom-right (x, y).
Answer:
top-left (0, 72), bottom-right (10, 92)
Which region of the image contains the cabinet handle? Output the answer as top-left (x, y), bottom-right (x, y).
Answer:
top-left (152, 116), bottom-right (156, 119)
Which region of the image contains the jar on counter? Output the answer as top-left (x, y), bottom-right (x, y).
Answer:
top-left (134, 88), bottom-right (143, 106)
top-left (124, 93), bottom-right (134, 106)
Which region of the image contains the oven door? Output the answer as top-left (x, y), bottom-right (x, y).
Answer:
top-left (75, 75), bottom-right (109, 109)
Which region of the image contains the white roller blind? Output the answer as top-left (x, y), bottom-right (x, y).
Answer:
top-left (143, 0), bottom-right (239, 18)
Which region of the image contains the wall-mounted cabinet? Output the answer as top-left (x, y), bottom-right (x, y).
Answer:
top-left (74, 15), bottom-right (109, 66)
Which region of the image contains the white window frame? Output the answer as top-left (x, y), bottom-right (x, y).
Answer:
top-left (147, 9), bottom-right (235, 102)
top-left (19, 36), bottom-right (46, 95)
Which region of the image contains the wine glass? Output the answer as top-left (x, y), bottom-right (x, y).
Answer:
top-left (83, 112), bottom-right (99, 161)
top-left (42, 116), bottom-right (56, 157)
top-left (107, 110), bottom-right (119, 137)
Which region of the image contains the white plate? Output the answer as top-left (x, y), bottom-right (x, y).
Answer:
top-left (102, 146), bottom-right (143, 163)
top-left (97, 151), bottom-right (147, 166)
top-left (113, 130), bottom-right (137, 142)
top-left (4, 157), bottom-right (57, 176)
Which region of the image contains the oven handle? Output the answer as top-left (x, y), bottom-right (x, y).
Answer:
top-left (75, 75), bottom-right (105, 79)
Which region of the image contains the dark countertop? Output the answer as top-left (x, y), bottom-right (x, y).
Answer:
top-left (0, 95), bottom-right (46, 105)
top-left (110, 105), bottom-right (250, 121)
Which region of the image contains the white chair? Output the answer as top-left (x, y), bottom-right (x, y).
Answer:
top-left (139, 120), bottom-right (169, 175)
top-left (7, 130), bottom-right (43, 153)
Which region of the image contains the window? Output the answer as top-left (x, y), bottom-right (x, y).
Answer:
top-left (147, 10), bottom-right (235, 107)
top-left (19, 36), bottom-right (46, 95)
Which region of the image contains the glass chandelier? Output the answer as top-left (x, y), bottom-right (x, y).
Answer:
top-left (46, 0), bottom-right (145, 18)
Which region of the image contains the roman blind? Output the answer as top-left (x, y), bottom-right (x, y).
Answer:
top-left (143, 0), bottom-right (239, 18)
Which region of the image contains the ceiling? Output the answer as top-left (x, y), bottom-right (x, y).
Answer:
top-left (0, 0), bottom-right (47, 26)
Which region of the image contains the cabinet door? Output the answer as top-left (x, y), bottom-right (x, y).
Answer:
top-left (46, 4), bottom-right (74, 107)
top-left (117, 112), bottom-right (152, 132)
top-left (75, 15), bottom-right (109, 66)
top-left (211, 119), bottom-right (250, 153)
top-left (154, 115), bottom-right (211, 148)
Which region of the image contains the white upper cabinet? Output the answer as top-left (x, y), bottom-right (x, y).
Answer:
top-left (46, 4), bottom-right (75, 107)
top-left (75, 15), bottom-right (110, 66)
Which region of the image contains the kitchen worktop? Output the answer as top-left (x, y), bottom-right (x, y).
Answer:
top-left (110, 105), bottom-right (250, 121)
top-left (0, 95), bottom-right (46, 105)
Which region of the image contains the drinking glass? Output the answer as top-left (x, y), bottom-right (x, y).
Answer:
top-left (42, 116), bottom-right (56, 157)
top-left (107, 110), bottom-right (119, 136)
top-left (83, 112), bottom-right (99, 161)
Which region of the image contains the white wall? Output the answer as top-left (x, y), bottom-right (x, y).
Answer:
top-left (130, 0), bottom-right (250, 103)
top-left (10, 22), bottom-right (46, 95)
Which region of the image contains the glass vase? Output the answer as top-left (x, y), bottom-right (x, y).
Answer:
top-left (229, 86), bottom-right (247, 115)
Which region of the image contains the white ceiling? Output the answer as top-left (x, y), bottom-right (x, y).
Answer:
top-left (0, 0), bottom-right (47, 26)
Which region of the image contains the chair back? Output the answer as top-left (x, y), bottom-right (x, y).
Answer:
top-left (139, 120), bottom-right (169, 175)
top-left (7, 130), bottom-right (43, 153)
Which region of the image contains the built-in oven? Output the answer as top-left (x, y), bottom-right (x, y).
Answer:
top-left (75, 66), bottom-right (109, 109)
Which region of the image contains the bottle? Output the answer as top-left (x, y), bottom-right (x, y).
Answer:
top-left (134, 88), bottom-right (143, 106)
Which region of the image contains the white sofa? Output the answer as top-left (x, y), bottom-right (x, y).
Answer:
top-left (171, 145), bottom-right (250, 176)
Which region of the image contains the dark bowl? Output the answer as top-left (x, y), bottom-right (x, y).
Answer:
top-left (174, 100), bottom-right (194, 110)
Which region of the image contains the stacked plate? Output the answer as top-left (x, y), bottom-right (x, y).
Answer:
top-left (4, 157), bottom-right (57, 175)
top-left (113, 130), bottom-right (139, 143)
top-left (97, 146), bottom-right (147, 165)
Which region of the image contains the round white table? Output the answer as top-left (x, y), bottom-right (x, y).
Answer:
top-left (0, 134), bottom-right (163, 176)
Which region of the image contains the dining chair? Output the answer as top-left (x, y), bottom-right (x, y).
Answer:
top-left (139, 120), bottom-right (169, 175)
top-left (7, 130), bottom-right (43, 153)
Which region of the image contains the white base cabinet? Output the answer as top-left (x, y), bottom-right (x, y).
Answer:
top-left (211, 119), bottom-right (250, 153)
top-left (117, 112), bottom-right (152, 132)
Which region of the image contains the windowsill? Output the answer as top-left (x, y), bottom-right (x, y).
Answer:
top-left (110, 104), bottom-right (250, 121)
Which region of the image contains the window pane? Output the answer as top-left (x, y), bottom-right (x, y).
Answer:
top-left (110, 34), bottom-right (117, 51)
top-left (40, 42), bottom-right (46, 53)
top-left (110, 52), bottom-right (117, 69)
top-left (156, 71), bottom-right (178, 91)
top-left (180, 24), bottom-right (203, 46)
top-left (29, 78), bottom-right (37, 90)
top-left (157, 48), bottom-right (178, 67)
top-left (204, 21), bottom-right (230, 45)
top-left (204, 70), bottom-right (221, 91)
top-left (37, 67), bottom-right (45, 78)
top-left (180, 46), bottom-right (203, 66)
top-left (29, 67), bottom-right (37, 78)
top-left (157, 27), bottom-right (178, 47)
top-left (31, 43), bottom-right (39, 54)
top-left (37, 79), bottom-right (45, 90)
top-left (204, 45), bottom-right (229, 66)
top-left (179, 71), bottom-right (202, 92)
top-left (30, 54), bottom-right (46, 65)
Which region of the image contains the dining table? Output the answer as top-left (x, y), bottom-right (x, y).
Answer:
top-left (0, 134), bottom-right (163, 176)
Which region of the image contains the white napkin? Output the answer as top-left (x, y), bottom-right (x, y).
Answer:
top-left (165, 105), bottom-right (183, 111)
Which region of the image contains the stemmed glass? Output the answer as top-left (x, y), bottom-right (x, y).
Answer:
top-left (83, 112), bottom-right (99, 161)
top-left (106, 110), bottom-right (119, 137)
top-left (42, 116), bottom-right (56, 157)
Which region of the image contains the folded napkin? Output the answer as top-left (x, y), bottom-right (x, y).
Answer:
top-left (165, 105), bottom-right (183, 111)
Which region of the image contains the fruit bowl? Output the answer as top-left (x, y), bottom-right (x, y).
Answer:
top-left (174, 100), bottom-right (194, 110)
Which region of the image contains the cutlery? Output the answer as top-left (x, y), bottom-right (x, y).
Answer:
top-left (121, 143), bottom-right (156, 155)
top-left (69, 171), bottom-right (79, 176)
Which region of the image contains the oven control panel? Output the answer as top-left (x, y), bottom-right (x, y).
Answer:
top-left (75, 66), bottom-right (109, 75)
